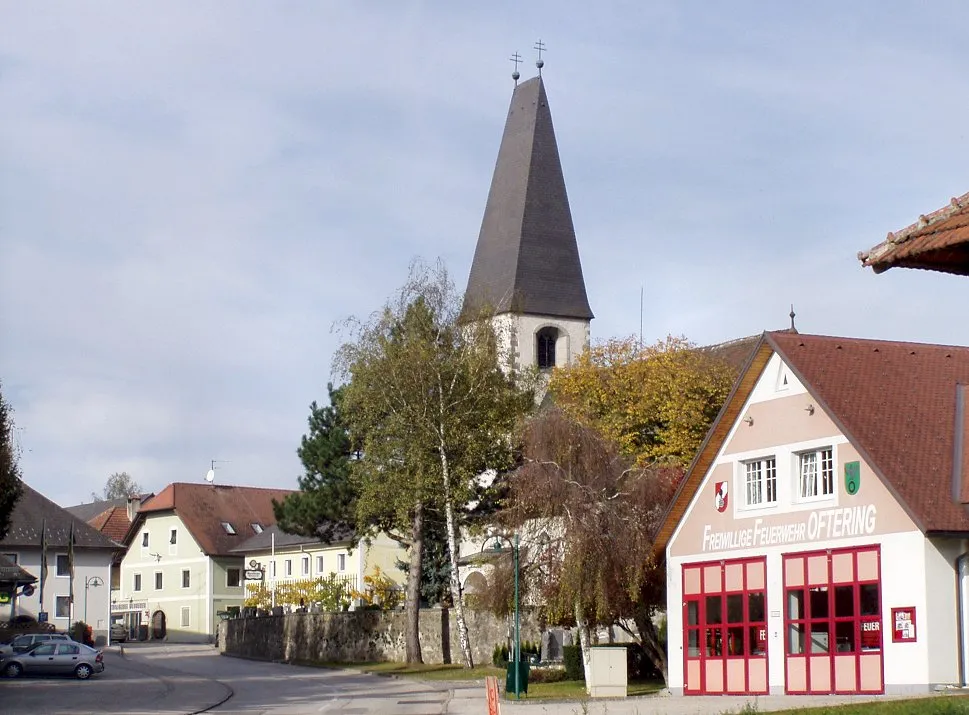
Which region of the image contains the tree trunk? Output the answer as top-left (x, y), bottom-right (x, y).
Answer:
top-left (574, 600), bottom-right (593, 693)
top-left (441, 451), bottom-right (474, 668)
top-left (405, 500), bottom-right (424, 664)
top-left (635, 611), bottom-right (668, 686)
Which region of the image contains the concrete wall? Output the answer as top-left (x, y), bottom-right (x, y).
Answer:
top-left (219, 608), bottom-right (543, 666)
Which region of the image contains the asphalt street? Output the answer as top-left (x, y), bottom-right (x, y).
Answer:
top-left (2, 642), bottom-right (963, 715)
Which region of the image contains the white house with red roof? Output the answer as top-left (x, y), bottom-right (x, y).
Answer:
top-left (656, 331), bottom-right (969, 696)
top-left (114, 482), bottom-right (293, 642)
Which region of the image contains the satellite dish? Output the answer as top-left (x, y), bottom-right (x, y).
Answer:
top-left (205, 469), bottom-right (215, 483)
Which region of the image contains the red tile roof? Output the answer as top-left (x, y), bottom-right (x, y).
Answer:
top-left (860, 191), bottom-right (969, 276)
top-left (656, 332), bottom-right (969, 552)
top-left (89, 506), bottom-right (132, 543)
top-left (136, 483), bottom-right (295, 556)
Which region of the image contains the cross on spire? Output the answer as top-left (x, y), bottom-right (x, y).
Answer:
top-left (534, 39), bottom-right (546, 73)
top-left (510, 51), bottom-right (522, 84)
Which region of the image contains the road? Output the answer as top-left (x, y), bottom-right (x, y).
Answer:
top-left (2, 642), bottom-right (953, 715)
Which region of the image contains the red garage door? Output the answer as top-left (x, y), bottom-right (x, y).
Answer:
top-left (783, 545), bottom-right (883, 694)
top-left (682, 557), bottom-right (768, 695)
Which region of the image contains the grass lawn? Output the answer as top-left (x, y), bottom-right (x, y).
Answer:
top-left (766, 696), bottom-right (969, 715)
top-left (304, 660), bottom-right (664, 700)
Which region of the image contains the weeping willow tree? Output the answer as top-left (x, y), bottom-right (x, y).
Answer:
top-left (501, 408), bottom-right (678, 685)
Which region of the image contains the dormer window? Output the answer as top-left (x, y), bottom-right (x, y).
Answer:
top-left (536, 328), bottom-right (558, 369)
top-left (251, 523), bottom-right (263, 534)
top-left (221, 522), bottom-right (237, 535)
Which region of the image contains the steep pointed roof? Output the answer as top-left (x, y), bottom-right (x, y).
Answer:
top-left (464, 76), bottom-right (593, 320)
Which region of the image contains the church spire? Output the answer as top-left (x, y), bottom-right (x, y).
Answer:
top-left (463, 75), bottom-right (594, 322)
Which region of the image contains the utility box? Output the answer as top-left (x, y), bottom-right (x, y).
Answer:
top-left (587, 646), bottom-right (627, 698)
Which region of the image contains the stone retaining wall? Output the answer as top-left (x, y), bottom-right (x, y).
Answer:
top-left (218, 607), bottom-right (543, 665)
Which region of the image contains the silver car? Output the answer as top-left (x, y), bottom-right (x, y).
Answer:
top-left (0, 632), bottom-right (73, 657)
top-left (2, 641), bottom-right (105, 679)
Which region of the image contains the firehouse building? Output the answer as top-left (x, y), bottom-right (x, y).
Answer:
top-left (657, 331), bottom-right (969, 695)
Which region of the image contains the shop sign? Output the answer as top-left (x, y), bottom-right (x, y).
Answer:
top-left (112, 600), bottom-right (147, 613)
top-left (701, 504), bottom-right (878, 552)
top-left (244, 569), bottom-right (264, 581)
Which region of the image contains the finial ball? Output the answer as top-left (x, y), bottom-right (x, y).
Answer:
top-left (512, 70), bottom-right (520, 81)
top-left (536, 59), bottom-right (544, 69)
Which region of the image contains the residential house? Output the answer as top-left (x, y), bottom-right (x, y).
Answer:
top-left (66, 494), bottom-right (152, 593)
top-left (0, 483), bottom-right (118, 644)
top-left (115, 482), bottom-right (293, 642)
top-left (656, 331), bottom-right (969, 696)
top-left (232, 524), bottom-right (407, 610)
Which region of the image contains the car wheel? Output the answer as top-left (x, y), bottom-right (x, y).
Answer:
top-left (4, 662), bottom-right (23, 678)
top-left (75, 663), bottom-right (93, 680)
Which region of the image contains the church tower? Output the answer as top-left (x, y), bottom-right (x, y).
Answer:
top-left (463, 70), bottom-right (593, 374)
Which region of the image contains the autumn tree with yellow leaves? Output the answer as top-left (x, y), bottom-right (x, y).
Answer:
top-left (548, 335), bottom-right (738, 468)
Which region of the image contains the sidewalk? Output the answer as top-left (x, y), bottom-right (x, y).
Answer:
top-left (442, 682), bottom-right (960, 715)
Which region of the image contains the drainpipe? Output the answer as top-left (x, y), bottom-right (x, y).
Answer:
top-left (958, 550), bottom-right (969, 687)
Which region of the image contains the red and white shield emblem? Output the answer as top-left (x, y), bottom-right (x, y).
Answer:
top-left (714, 481), bottom-right (728, 513)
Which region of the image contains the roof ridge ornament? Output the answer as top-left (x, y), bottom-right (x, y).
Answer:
top-left (510, 51), bottom-right (522, 85)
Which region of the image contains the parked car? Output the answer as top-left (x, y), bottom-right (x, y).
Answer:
top-left (0, 632), bottom-right (73, 657)
top-left (110, 622), bottom-right (127, 642)
top-left (2, 641), bottom-right (104, 679)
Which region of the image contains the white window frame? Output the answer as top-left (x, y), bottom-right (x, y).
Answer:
top-left (55, 553), bottom-right (69, 577)
top-left (54, 595), bottom-right (71, 619)
top-left (798, 447), bottom-right (835, 501)
top-left (742, 456), bottom-right (777, 509)
top-left (226, 568), bottom-right (241, 588)
top-left (181, 569), bottom-right (191, 589)
top-left (180, 606), bottom-right (191, 628)
top-left (284, 559), bottom-right (292, 577)
top-left (337, 553), bottom-right (346, 572)
top-left (301, 555), bottom-right (310, 576)
top-left (169, 528), bottom-right (178, 555)
top-left (133, 572), bottom-right (142, 592)
top-left (141, 531), bottom-right (149, 551)
top-left (154, 571), bottom-right (163, 590)
top-left (315, 555), bottom-right (325, 574)
top-left (270, 561), bottom-right (276, 578)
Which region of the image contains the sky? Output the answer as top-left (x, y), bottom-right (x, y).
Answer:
top-left (2, 2), bottom-right (967, 507)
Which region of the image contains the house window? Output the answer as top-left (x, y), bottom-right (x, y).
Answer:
top-left (221, 522), bottom-right (236, 535)
top-left (181, 607), bottom-right (191, 628)
top-left (227, 569), bottom-right (241, 588)
top-left (133, 573), bottom-right (142, 592)
top-left (170, 529), bottom-right (177, 545)
top-left (182, 569), bottom-right (191, 588)
top-left (270, 561), bottom-right (276, 578)
top-left (799, 448), bottom-right (834, 499)
top-left (56, 554), bottom-right (70, 577)
top-left (536, 327), bottom-right (558, 369)
top-left (154, 572), bottom-right (163, 590)
top-left (744, 458), bottom-right (777, 507)
top-left (142, 532), bottom-right (149, 548)
top-left (337, 554), bottom-right (346, 572)
top-left (284, 559), bottom-right (292, 577)
top-left (55, 596), bottom-right (71, 618)
top-left (2, 553), bottom-right (17, 564)
top-left (316, 555), bottom-right (325, 574)
top-left (301, 556), bottom-right (310, 576)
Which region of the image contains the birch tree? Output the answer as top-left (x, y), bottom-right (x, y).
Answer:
top-left (336, 260), bottom-right (532, 667)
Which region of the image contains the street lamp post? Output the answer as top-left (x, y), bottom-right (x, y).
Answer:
top-left (491, 533), bottom-right (521, 699)
top-left (84, 576), bottom-right (103, 626)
